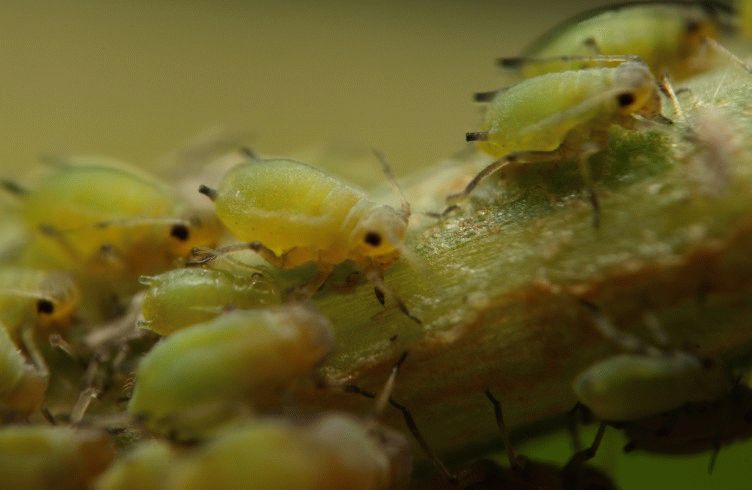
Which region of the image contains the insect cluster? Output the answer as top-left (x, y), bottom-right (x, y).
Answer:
top-left (0, 1), bottom-right (751, 489)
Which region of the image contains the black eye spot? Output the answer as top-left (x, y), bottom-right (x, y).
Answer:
top-left (170, 224), bottom-right (190, 241)
top-left (37, 299), bottom-right (55, 315)
top-left (686, 19), bottom-right (701, 34)
top-left (617, 92), bottom-right (635, 107)
top-left (364, 232), bottom-right (382, 247)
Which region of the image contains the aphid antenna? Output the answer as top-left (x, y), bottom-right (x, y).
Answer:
top-left (578, 299), bottom-right (658, 356)
top-left (239, 146), bottom-right (261, 161)
top-left (484, 389), bottom-right (526, 471)
top-left (372, 149), bottom-right (411, 222)
top-left (0, 179), bottom-right (28, 196)
top-left (21, 324), bottom-right (49, 378)
top-left (659, 72), bottom-right (686, 122)
top-left (373, 351), bottom-right (409, 417)
top-left (701, 36), bottom-right (752, 74)
top-left (473, 89), bottom-right (504, 103)
top-left (465, 131), bottom-right (489, 142)
top-left (198, 184), bottom-right (219, 201)
top-left (496, 54), bottom-right (641, 69)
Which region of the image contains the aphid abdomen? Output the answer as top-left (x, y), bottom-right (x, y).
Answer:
top-left (481, 68), bottom-right (613, 157)
top-left (213, 160), bottom-right (364, 258)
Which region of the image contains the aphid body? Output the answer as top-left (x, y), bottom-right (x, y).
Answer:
top-left (0, 267), bottom-right (79, 340)
top-left (508, 2), bottom-right (728, 80)
top-left (139, 267), bottom-right (281, 336)
top-left (11, 162), bottom-right (219, 284)
top-left (477, 62), bottom-right (659, 158)
top-left (200, 158), bottom-right (408, 270)
top-left (0, 426), bottom-right (115, 490)
top-left (128, 306), bottom-right (334, 438)
top-left (169, 414), bottom-right (411, 490)
top-left (0, 323), bottom-right (47, 416)
top-left (94, 440), bottom-right (177, 490)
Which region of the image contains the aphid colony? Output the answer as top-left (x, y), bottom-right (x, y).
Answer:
top-left (0, 1), bottom-right (750, 488)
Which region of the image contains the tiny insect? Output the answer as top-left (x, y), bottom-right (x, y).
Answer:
top-left (94, 440), bottom-right (176, 490)
top-left (0, 322), bottom-right (48, 418)
top-left (191, 150), bottom-right (421, 323)
top-left (128, 305), bottom-right (334, 439)
top-left (572, 301), bottom-right (730, 423)
top-left (2, 160), bottom-right (221, 289)
top-left (497, 1), bottom-right (746, 81)
top-left (170, 353), bottom-right (412, 489)
top-left (138, 267), bottom-right (281, 336)
top-left (451, 60), bottom-right (663, 227)
top-left (0, 425), bottom-right (115, 490)
top-left (0, 267), bottom-right (80, 341)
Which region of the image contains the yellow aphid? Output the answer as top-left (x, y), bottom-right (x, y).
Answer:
top-left (0, 267), bottom-right (79, 340)
top-left (139, 267), bottom-right (281, 336)
top-left (0, 324), bottom-right (47, 416)
top-left (94, 440), bottom-right (176, 490)
top-left (169, 414), bottom-right (411, 490)
top-left (501, 2), bottom-right (734, 80)
top-left (454, 61), bottom-right (661, 227)
top-left (128, 306), bottom-right (334, 438)
top-left (7, 162), bottom-right (220, 286)
top-left (194, 153), bottom-right (420, 321)
top-left (0, 426), bottom-right (115, 490)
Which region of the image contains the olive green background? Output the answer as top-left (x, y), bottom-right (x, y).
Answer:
top-left (1, 1), bottom-right (749, 488)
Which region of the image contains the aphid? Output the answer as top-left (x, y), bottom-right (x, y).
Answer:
top-left (0, 323), bottom-right (47, 417)
top-left (191, 150), bottom-right (421, 323)
top-left (452, 61), bottom-right (662, 227)
top-left (3, 161), bottom-right (221, 287)
top-left (138, 267), bottom-right (281, 336)
top-left (170, 353), bottom-right (412, 489)
top-left (128, 305), bottom-right (334, 439)
top-left (498, 1), bottom-right (742, 81)
top-left (0, 267), bottom-right (80, 341)
top-left (572, 302), bottom-right (730, 422)
top-left (0, 425), bottom-right (115, 489)
top-left (94, 440), bottom-right (177, 490)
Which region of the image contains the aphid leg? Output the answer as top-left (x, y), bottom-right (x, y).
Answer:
top-left (389, 397), bottom-right (456, 484)
top-left (372, 150), bottom-right (411, 221)
top-left (291, 263), bottom-right (334, 300)
top-left (497, 54), bottom-right (639, 69)
top-left (21, 325), bottom-right (49, 378)
top-left (708, 442), bottom-right (721, 474)
top-left (365, 268), bottom-right (421, 324)
top-left (484, 389), bottom-right (526, 471)
top-left (576, 144), bottom-right (601, 229)
top-left (0, 179), bottom-right (28, 196)
top-left (373, 351), bottom-right (408, 417)
top-left (188, 241), bottom-right (285, 268)
top-left (701, 37), bottom-right (752, 74)
top-left (445, 150), bottom-right (560, 208)
top-left (659, 72), bottom-right (685, 122)
top-left (568, 403), bottom-right (586, 453)
top-left (473, 89), bottom-right (505, 102)
top-left (561, 422), bottom-right (607, 487)
top-left (71, 355), bottom-right (102, 424)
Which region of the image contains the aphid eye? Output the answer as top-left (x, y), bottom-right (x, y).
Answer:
top-left (616, 92), bottom-right (635, 107)
top-left (685, 19), bottom-right (701, 34)
top-left (36, 299), bottom-right (55, 315)
top-left (170, 224), bottom-right (190, 241)
top-left (364, 232), bottom-right (382, 247)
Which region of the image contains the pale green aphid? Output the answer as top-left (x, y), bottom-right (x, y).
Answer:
top-left (128, 306), bottom-right (334, 438)
top-left (192, 152), bottom-right (421, 323)
top-left (138, 267), bottom-right (281, 336)
top-left (0, 426), bottom-right (115, 490)
top-left (4, 161), bottom-right (221, 287)
top-left (500, 2), bottom-right (733, 80)
top-left (0, 267), bottom-right (80, 341)
top-left (0, 323), bottom-right (47, 416)
top-left (94, 440), bottom-right (176, 490)
top-left (572, 304), bottom-right (729, 421)
top-left (454, 61), bottom-right (661, 227)
top-left (168, 414), bottom-right (411, 490)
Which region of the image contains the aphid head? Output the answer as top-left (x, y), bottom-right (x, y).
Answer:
top-left (36, 271), bottom-right (80, 327)
top-left (167, 214), bottom-right (222, 259)
top-left (353, 205), bottom-right (407, 259)
top-left (612, 62), bottom-right (660, 117)
top-left (682, 10), bottom-right (718, 51)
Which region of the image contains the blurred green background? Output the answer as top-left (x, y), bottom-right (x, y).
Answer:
top-left (1, 0), bottom-right (750, 488)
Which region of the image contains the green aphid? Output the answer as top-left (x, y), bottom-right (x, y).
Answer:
top-left (128, 306), bottom-right (334, 439)
top-left (139, 268), bottom-right (281, 336)
top-left (94, 440), bottom-right (177, 490)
